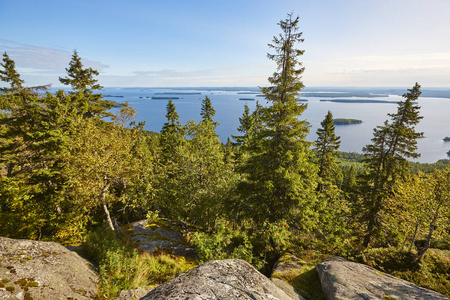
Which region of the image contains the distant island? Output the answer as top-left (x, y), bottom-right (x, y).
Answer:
top-left (155, 92), bottom-right (201, 95)
top-left (302, 92), bottom-right (388, 98)
top-left (151, 97), bottom-right (180, 100)
top-left (237, 92), bottom-right (258, 94)
top-left (333, 118), bottom-right (363, 125)
top-left (103, 95), bottom-right (124, 98)
top-left (320, 99), bottom-right (418, 104)
top-left (239, 98), bottom-right (255, 101)
top-left (444, 137), bottom-right (450, 142)
top-left (298, 99), bottom-right (308, 102)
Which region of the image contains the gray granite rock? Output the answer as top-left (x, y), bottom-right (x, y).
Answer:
top-left (140, 259), bottom-right (295, 300)
top-left (0, 237), bottom-right (98, 300)
top-left (316, 256), bottom-right (449, 300)
top-left (129, 219), bottom-right (196, 258)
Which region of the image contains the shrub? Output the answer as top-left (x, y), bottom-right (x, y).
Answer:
top-left (83, 225), bottom-right (195, 299)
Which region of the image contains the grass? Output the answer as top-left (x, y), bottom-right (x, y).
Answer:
top-left (271, 250), bottom-right (326, 300)
top-left (82, 224), bottom-right (196, 299)
top-left (354, 246), bottom-right (450, 298)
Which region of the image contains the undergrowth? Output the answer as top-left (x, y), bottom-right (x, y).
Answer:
top-left (354, 247), bottom-right (450, 297)
top-left (82, 225), bottom-right (195, 299)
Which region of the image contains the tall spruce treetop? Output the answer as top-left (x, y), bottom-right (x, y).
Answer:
top-left (200, 96), bottom-right (217, 127)
top-left (359, 82), bottom-right (423, 247)
top-left (59, 50), bottom-right (102, 94)
top-left (0, 52), bottom-right (24, 95)
top-left (239, 13), bottom-right (317, 227)
top-left (59, 50), bottom-right (113, 117)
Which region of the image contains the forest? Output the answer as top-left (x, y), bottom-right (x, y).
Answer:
top-left (1, 14), bottom-right (449, 299)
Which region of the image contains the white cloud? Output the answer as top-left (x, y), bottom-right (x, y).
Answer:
top-left (0, 39), bottom-right (108, 74)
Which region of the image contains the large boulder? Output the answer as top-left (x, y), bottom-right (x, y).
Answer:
top-left (140, 259), bottom-right (296, 300)
top-left (270, 253), bottom-right (306, 300)
top-left (128, 219), bottom-right (195, 258)
top-left (316, 256), bottom-right (449, 300)
top-left (0, 237), bottom-right (98, 300)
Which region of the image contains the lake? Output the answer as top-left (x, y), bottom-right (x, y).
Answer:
top-left (96, 86), bottom-right (450, 163)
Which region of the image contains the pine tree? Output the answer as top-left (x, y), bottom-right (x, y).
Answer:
top-left (359, 83), bottom-right (423, 247)
top-left (59, 50), bottom-right (114, 117)
top-left (238, 14), bottom-right (318, 228)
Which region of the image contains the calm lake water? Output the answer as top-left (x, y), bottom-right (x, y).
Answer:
top-left (97, 87), bottom-right (450, 163)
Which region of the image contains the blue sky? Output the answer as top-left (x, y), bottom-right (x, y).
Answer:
top-left (1, 0), bottom-right (450, 87)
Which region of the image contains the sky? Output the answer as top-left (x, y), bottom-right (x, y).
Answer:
top-left (1, 0), bottom-right (450, 88)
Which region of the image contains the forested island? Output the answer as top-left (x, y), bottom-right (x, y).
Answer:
top-left (333, 118), bottom-right (363, 125)
top-left (1, 14), bottom-right (449, 300)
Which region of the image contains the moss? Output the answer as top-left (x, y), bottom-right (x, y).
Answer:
top-left (24, 292), bottom-right (33, 300)
top-left (20, 259), bottom-right (25, 263)
top-left (0, 282), bottom-right (4, 288)
top-left (28, 281), bottom-right (39, 287)
top-left (383, 296), bottom-right (396, 300)
top-left (2, 278), bottom-right (10, 283)
top-left (6, 285), bottom-right (15, 292)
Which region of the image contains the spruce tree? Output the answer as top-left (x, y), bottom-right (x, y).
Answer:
top-left (359, 83), bottom-right (423, 247)
top-left (238, 14), bottom-right (317, 227)
top-left (314, 111), bottom-right (341, 192)
top-left (59, 50), bottom-right (114, 117)
top-left (0, 52), bottom-right (24, 95)
top-left (159, 99), bottom-right (184, 163)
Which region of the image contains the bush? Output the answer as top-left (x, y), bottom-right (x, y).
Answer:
top-left (83, 225), bottom-right (195, 299)
top-left (187, 221), bottom-right (258, 267)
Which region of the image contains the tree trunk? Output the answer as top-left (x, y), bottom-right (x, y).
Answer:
top-left (409, 223), bottom-right (419, 253)
top-left (415, 207), bottom-right (440, 263)
top-left (100, 182), bottom-right (115, 231)
top-left (103, 202), bottom-right (115, 232)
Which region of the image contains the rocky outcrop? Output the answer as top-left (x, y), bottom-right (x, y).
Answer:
top-left (141, 259), bottom-right (296, 300)
top-left (0, 236), bottom-right (98, 300)
top-left (316, 256), bottom-right (450, 300)
top-left (271, 253), bottom-right (306, 300)
top-left (114, 287), bottom-right (152, 300)
top-left (128, 219), bottom-right (195, 258)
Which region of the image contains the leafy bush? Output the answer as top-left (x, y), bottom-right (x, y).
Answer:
top-left (187, 221), bottom-right (258, 267)
top-left (83, 225), bottom-right (195, 299)
top-left (354, 247), bottom-right (450, 297)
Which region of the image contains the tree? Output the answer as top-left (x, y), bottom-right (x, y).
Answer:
top-left (0, 52), bottom-right (24, 95)
top-left (59, 50), bottom-right (114, 117)
top-left (155, 96), bottom-right (234, 229)
top-left (159, 99), bottom-right (184, 164)
top-left (238, 13), bottom-right (318, 228)
top-left (314, 111), bottom-right (341, 193)
top-left (358, 83), bottom-right (423, 247)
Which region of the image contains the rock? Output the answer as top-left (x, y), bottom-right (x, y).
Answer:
top-left (271, 253), bottom-right (304, 278)
top-left (140, 259), bottom-right (295, 300)
top-left (271, 278), bottom-right (305, 300)
top-left (0, 236), bottom-right (98, 300)
top-left (270, 253), bottom-right (306, 300)
top-left (114, 287), bottom-right (152, 300)
top-left (128, 219), bottom-right (196, 259)
top-left (316, 256), bottom-right (450, 300)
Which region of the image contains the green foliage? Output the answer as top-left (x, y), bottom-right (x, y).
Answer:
top-left (355, 247), bottom-right (450, 297)
top-left (155, 97), bottom-right (236, 229)
top-left (83, 225), bottom-right (194, 299)
top-left (187, 222), bottom-right (256, 266)
top-left (358, 83), bottom-right (424, 247)
top-left (238, 13), bottom-right (318, 229)
top-left (146, 210), bottom-right (160, 224)
top-left (59, 50), bottom-right (114, 117)
top-left (0, 52), bottom-right (24, 95)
